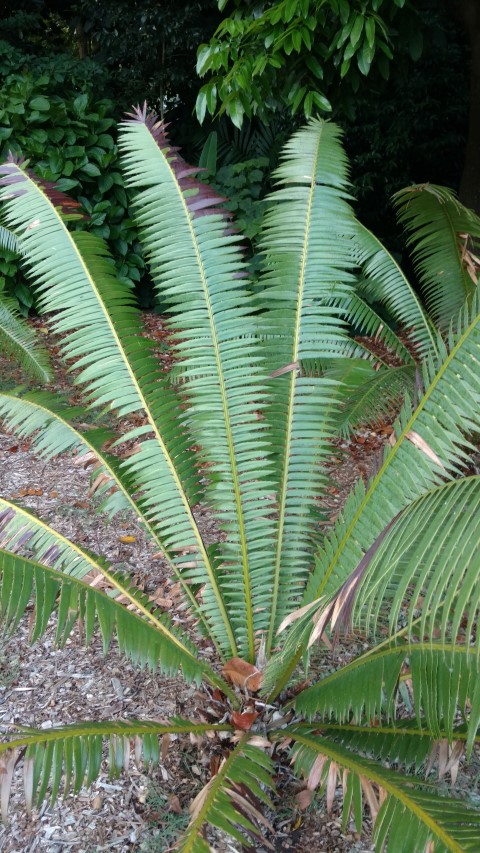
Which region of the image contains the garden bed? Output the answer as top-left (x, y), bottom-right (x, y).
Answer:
top-left (0, 313), bottom-right (394, 852)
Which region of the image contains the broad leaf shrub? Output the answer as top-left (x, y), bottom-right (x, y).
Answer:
top-left (0, 41), bottom-right (145, 310)
top-left (0, 111), bottom-right (480, 852)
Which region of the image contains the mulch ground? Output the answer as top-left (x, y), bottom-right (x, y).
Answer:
top-left (0, 313), bottom-right (401, 853)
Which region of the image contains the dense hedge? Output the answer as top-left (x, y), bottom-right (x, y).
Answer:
top-left (0, 41), bottom-right (146, 311)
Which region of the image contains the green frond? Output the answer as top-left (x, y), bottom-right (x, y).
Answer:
top-left (0, 499), bottom-right (233, 694)
top-left (304, 298), bottom-right (480, 619)
top-left (0, 223), bottom-right (23, 255)
top-left (284, 728), bottom-right (480, 853)
top-left (350, 220), bottom-right (438, 357)
top-left (0, 718), bottom-right (232, 819)
top-left (0, 296), bottom-right (51, 382)
top-left (0, 549), bottom-right (231, 694)
top-left (257, 118), bottom-right (360, 651)
top-left (295, 643), bottom-right (480, 754)
top-left (322, 361), bottom-right (415, 436)
top-left (335, 290), bottom-right (415, 363)
top-left (354, 476), bottom-right (480, 651)
top-left (0, 390), bottom-right (224, 638)
top-left (267, 299), bottom-right (480, 698)
top-left (0, 390), bottom-right (128, 512)
top-left (394, 184), bottom-right (480, 329)
top-left (177, 734), bottom-right (275, 853)
top-left (0, 158), bottom-right (237, 659)
top-left (119, 107), bottom-right (276, 661)
top-left (293, 719), bottom-right (479, 776)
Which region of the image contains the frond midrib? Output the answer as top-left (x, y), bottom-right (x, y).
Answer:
top-left (161, 149), bottom-right (253, 660)
top-left (282, 730), bottom-right (465, 853)
top-left (15, 165), bottom-right (237, 658)
top-left (0, 391), bottom-right (213, 641)
top-left (266, 130), bottom-right (320, 655)
top-left (312, 310), bottom-right (478, 602)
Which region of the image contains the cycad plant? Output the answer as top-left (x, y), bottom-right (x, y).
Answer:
top-left (0, 224), bottom-right (51, 383)
top-left (1, 111), bottom-right (480, 852)
top-left (316, 182), bottom-right (480, 436)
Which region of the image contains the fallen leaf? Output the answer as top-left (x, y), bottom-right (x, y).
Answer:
top-left (222, 657), bottom-right (263, 692)
top-left (92, 793), bottom-right (103, 810)
top-left (296, 788), bottom-right (313, 810)
top-left (88, 472), bottom-right (114, 497)
top-left (167, 793), bottom-right (182, 814)
top-left (231, 710), bottom-right (259, 731)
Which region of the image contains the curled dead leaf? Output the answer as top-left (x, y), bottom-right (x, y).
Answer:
top-left (231, 710), bottom-right (259, 731)
top-left (296, 788), bottom-right (313, 810)
top-left (222, 657), bottom-right (263, 692)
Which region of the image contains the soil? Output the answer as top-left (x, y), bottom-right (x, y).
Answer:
top-left (0, 314), bottom-right (400, 853)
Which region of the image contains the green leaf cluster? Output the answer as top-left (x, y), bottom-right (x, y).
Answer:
top-left (195, 0), bottom-right (419, 127)
top-left (0, 40), bottom-right (145, 310)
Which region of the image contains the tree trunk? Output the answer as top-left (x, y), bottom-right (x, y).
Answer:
top-left (456, 0), bottom-right (480, 213)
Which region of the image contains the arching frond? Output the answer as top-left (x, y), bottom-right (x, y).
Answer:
top-left (349, 221), bottom-right (438, 357)
top-left (295, 643), bottom-right (480, 754)
top-left (0, 223), bottom-right (23, 255)
top-left (305, 298), bottom-right (479, 617)
top-left (0, 391), bottom-right (223, 637)
top-left (0, 156), bottom-right (236, 658)
top-left (0, 296), bottom-right (50, 382)
top-left (334, 289), bottom-right (415, 362)
top-left (119, 106), bottom-right (275, 661)
top-left (294, 720), bottom-right (479, 776)
top-left (256, 118), bottom-right (359, 651)
top-left (266, 300), bottom-right (480, 697)
top-left (0, 719), bottom-right (232, 820)
top-left (0, 550), bottom-right (227, 692)
top-left (354, 476), bottom-right (480, 650)
top-left (394, 184), bottom-right (480, 329)
top-left (284, 728), bottom-right (480, 853)
top-left (177, 735), bottom-right (274, 853)
top-left (321, 361), bottom-right (415, 436)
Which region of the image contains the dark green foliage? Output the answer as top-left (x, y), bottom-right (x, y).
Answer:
top-left (0, 40), bottom-right (145, 308)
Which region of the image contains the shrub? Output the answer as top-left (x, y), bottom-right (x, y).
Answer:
top-left (0, 112), bottom-right (480, 851)
top-left (0, 41), bottom-right (145, 310)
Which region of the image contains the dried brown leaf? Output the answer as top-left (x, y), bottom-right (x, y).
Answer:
top-left (189, 776), bottom-right (215, 819)
top-left (445, 741), bottom-right (464, 786)
top-left (270, 361), bottom-right (299, 378)
top-left (226, 785), bottom-right (274, 836)
top-left (167, 793), bottom-right (182, 814)
top-left (161, 733), bottom-right (171, 761)
top-left (231, 710), bottom-right (259, 731)
top-left (296, 788), bottom-right (313, 810)
top-left (360, 776), bottom-right (380, 823)
top-left (73, 451), bottom-right (97, 468)
top-left (1, 749), bottom-right (18, 822)
top-left (326, 761), bottom-right (338, 812)
top-left (307, 754), bottom-right (327, 791)
top-left (222, 658), bottom-right (263, 692)
top-left (405, 431), bottom-right (444, 468)
top-left (277, 600), bottom-right (319, 634)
